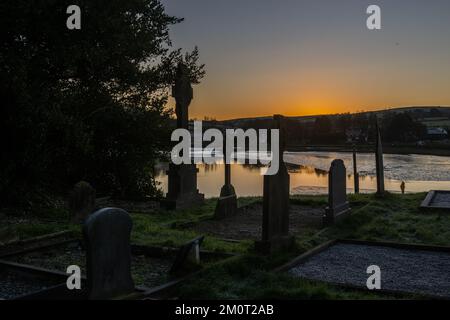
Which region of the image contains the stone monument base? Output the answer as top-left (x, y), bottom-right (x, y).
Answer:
top-left (323, 203), bottom-right (351, 227)
top-left (214, 194), bottom-right (237, 219)
top-left (161, 163), bottom-right (204, 210)
top-left (255, 235), bottom-right (295, 255)
top-left (214, 184), bottom-right (237, 219)
top-left (160, 192), bottom-right (204, 210)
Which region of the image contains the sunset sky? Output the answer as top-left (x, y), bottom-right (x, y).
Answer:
top-left (163, 0), bottom-right (450, 120)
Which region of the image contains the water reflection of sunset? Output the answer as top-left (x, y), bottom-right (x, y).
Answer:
top-left (155, 154), bottom-right (450, 198)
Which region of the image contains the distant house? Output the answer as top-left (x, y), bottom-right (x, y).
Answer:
top-left (426, 127), bottom-right (448, 140)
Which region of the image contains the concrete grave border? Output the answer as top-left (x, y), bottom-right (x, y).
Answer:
top-left (0, 258), bottom-right (81, 300)
top-left (0, 230), bottom-right (75, 257)
top-left (420, 190), bottom-right (450, 212)
top-left (0, 237), bottom-right (238, 300)
top-left (274, 239), bottom-right (450, 300)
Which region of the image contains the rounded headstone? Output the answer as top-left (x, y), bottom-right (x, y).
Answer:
top-left (83, 207), bottom-right (134, 300)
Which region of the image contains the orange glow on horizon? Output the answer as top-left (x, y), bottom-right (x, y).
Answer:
top-left (188, 96), bottom-right (389, 120)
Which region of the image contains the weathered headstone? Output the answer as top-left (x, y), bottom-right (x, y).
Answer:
top-left (169, 236), bottom-right (204, 275)
top-left (83, 208), bottom-right (135, 300)
top-left (375, 119), bottom-right (385, 195)
top-left (69, 181), bottom-right (96, 223)
top-left (255, 115), bottom-right (294, 254)
top-left (214, 140), bottom-right (237, 219)
top-left (161, 63), bottom-right (204, 210)
top-left (352, 145), bottom-right (360, 194)
top-left (323, 159), bottom-right (351, 226)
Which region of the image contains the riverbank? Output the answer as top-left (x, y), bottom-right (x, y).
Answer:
top-left (156, 153), bottom-right (450, 197)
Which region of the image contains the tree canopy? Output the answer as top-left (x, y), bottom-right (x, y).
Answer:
top-left (0, 0), bottom-right (205, 207)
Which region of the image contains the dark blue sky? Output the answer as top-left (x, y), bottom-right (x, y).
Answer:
top-left (162, 0), bottom-right (450, 119)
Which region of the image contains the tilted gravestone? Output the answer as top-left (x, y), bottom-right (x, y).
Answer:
top-left (375, 119), bottom-right (385, 195)
top-left (69, 181), bottom-right (96, 223)
top-left (323, 159), bottom-right (351, 226)
top-left (214, 141), bottom-right (237, 219)
top-left (169, 235), bottom-right (205, 275)
top-left (83, 208), bottom-right (135, 300)
top-left (161, 63), bottom-right (204, 210)
top-left (255, 115), bottom-right (294, 254)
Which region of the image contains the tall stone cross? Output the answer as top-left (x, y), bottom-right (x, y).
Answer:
top-left (255, 115), bottom-right (294, 254)
top-left (375, 119), bottom-right (385, 195)
top-left (161, 63), bottom-right (204, 210)
top-left (214, 132), bottom-right (237, 219)
top-left (172, 63), bottom-right (193, 130)
top-left (223, 136), bottom-right (231, 186)
top-left (274, 114), bottom-right (286, 163)
top-left (352, 145), bottom-right (359, 194)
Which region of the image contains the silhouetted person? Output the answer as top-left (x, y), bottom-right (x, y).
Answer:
top-left (400, 181), bottom-right (405, 194)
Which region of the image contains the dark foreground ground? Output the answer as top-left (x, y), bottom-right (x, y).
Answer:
top-left (1, 192), bottom-right (450, 299)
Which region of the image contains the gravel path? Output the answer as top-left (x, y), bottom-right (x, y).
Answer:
top-left (289, 243), bottom-right (450, 298)
top-left (0, 270), bottom-right (60, 299)
top-left (193, 203), bottom-right (323, 240)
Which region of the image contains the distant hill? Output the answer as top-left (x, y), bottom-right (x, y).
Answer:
top-left (191, 106), bottom-right (450, 148)
top-left (215, 106), bottom-right (450, 127)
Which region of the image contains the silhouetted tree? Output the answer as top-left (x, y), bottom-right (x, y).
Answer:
top-left (312, 116), bottom-right (335, 144)
top-left (382, 113), bottom-right (426, 142)
top-left (0, 0), bottom-right (205, 207)
top-left (429, 108), bottom-right (442, 118)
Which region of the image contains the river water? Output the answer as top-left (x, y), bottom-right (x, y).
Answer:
top-left (155, 152), bottom-right (450, 198)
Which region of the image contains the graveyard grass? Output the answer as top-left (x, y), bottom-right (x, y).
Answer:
top-left (1, 192), bottom-right (450, 299)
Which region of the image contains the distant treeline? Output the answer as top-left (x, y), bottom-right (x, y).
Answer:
top-left (216, 108), bottom-right (450, 146)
